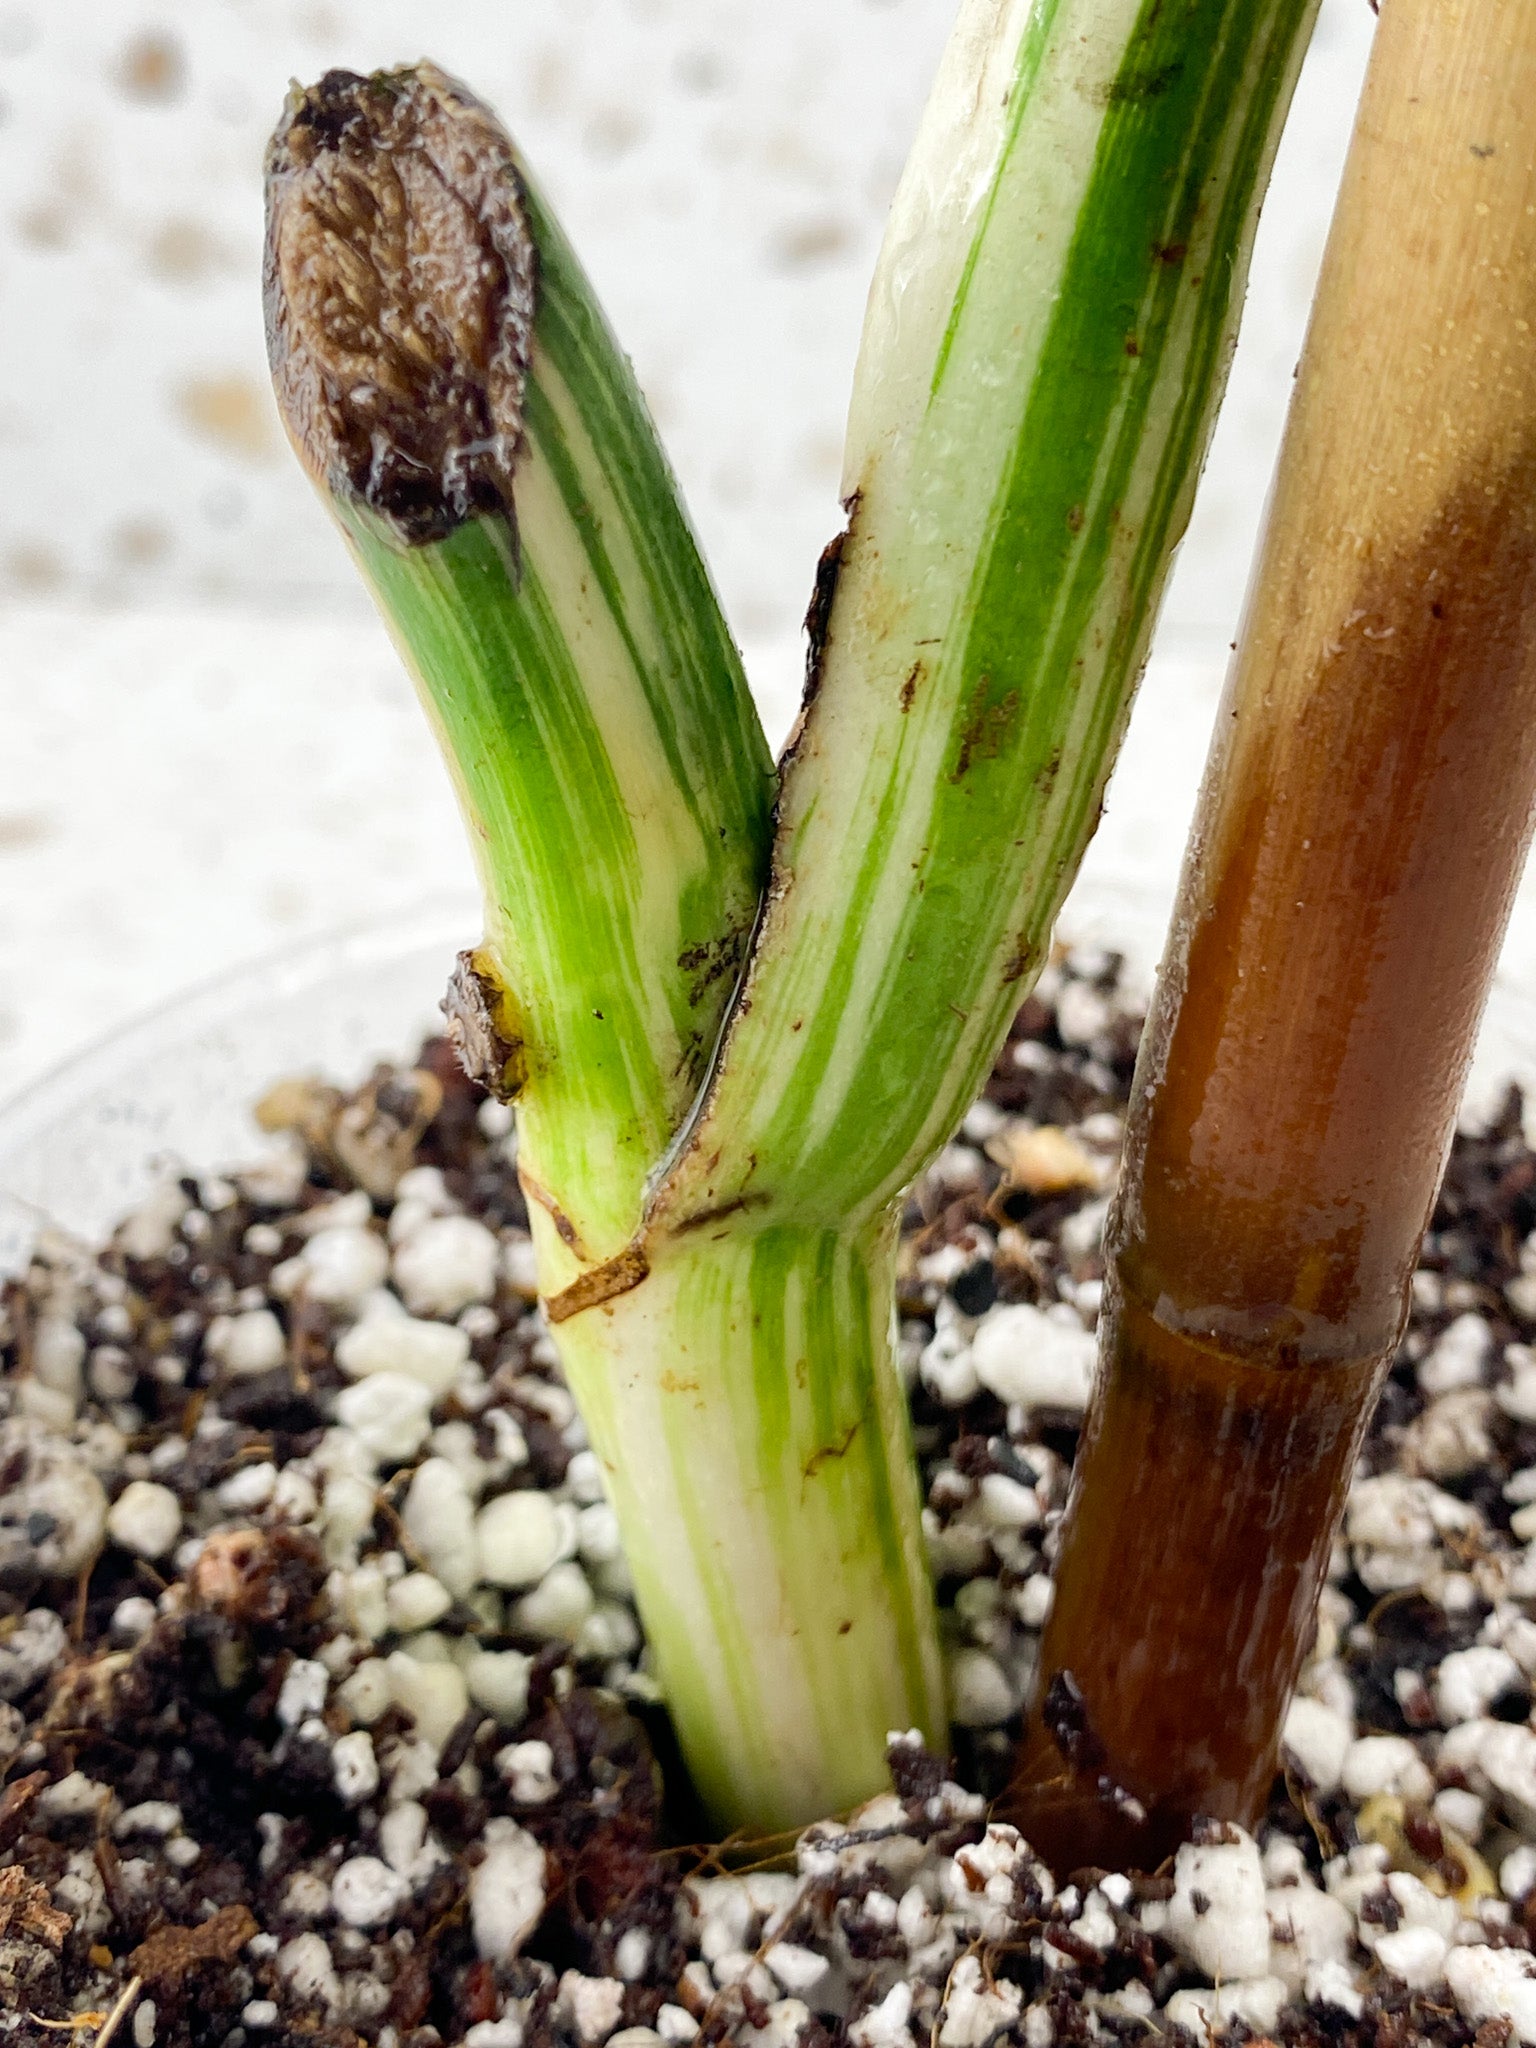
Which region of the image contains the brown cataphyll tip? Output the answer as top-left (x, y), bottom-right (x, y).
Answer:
top-left (263, 62), bottom-right (537, 546)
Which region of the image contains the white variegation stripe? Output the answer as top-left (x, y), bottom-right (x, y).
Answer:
top-left (658, 0), bottom-right (1320, 1229)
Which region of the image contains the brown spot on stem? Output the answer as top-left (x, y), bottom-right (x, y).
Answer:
top-left (544, 1241), bottom-right (650, 1323)
top-left (999, 937), bottom-right (1040, 986)
top-left (802, 512), bottom-right (850, 708)
top-left (1101, 60), bottom-right (1182, 106)
top-left (676, 916), bottom-right (753, 1011)
top-left (264, 63), bottom-right (536, 545)
top-left (517, 1169), bottom-right (587, 1257)
top-left (950, 676), bottom-right (1021, 781)
top-left (443, 947), bottom-right (526, 1101)
top-left (803, 1420), bottom-right (859, 1480)
top-left (672, 1192), bottom-right (768, 1234)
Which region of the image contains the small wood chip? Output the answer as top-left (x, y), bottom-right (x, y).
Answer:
top-left (0, 1863), bottom-right (71, 1949)
top-left (986, 1122), bottom-right (1101, 1196)
top-left (126, 1903), bottom-right (257, 1986)
top-left (0, 1768), bottom-right (48, 1852)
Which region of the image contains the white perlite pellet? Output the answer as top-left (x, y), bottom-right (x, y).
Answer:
top-left (765, 1942), bottom-right (829, 1996)
top-left (111, 1597), bottom-right (157, 1646)
top-left (385, 1649), bottom-right (469, 1749)
top-left (1281, 1695), bottom-right (1352, 1793)
top-left (948, 1648), bottom-right (1013, 1728)
top-left (1165, 1979), bottom-right (1288, 2037)
top-left (332, 1854), bottom-right (409, 1929)
top-left (510, 1561), bottom-right (594, 1640)
top-left (0, 1609), bottom-right (68, 1703)
top-left (32, 1317), bottom-right (85, 1407)
top-left (976, 1472), bottom-right (1040, 1531)
top-left (277, 1933), bottom-right (342, 2011)
top-left (477, 1489), bottom-right (568, 1588)
top-left (1340, 1734), bottom-right (1434, 1805)
top-left (1266, 1879), bottom-right (1351, 1995)
top-left (1473, 1721), bottom-right (1536, 1829)
top-left (0, 1423), bottom-right (110, 1578)
top-left (1504, 1845), bottom-right (1536, 1903)
top-left (334, 1373), bottom-right (434, 1466)
top-left (463, 2027), bottom-right (525, 2048)
top-left (106, 1480), bottom-right (182, 1560)
top-left (919, 1313), bottom-right (980, 1407)
top-left (332, 1730), bottom-right (380, 1804)
top-left (497, 1738), bottom-right (558, 1803)
top-left (1436, 1644), bottom-right (1521, 1725)
top-left (938, 1955), bottom-right (1022, 2047)
top-left (207, 1309), bottom-right (286, 1378)
top-left (115, 1800), bottom-right (182, 1840)
top-left (393, 1215), bottom-right (501, 1317)
top-left (504, 1234), bottom-right (540, 1296)
top-left (1447, 1945), bottom-right (1536, 2043)
top-left (403, 1457), bottom-right (481, 1597)
top-left (321, 1473), bottom-right (376, 1559)
top-left (615, 1929), bottom-right (651, 1982)
top-left (118, 1182), bottom-right (191, 1261)
top-left (387, 1572), bottom-right (454, 1634)
top-left (1166, 1829), bottom-right (1271, 1982)
top-left (969, 1302), bottom-right (1095, 1413)
top-left (291, 1226), bottom-right (390, 1307)
top-left (558, 1971), bottom-right (627, 2046)
top-left (38, 1772), bottom-right (108, 1823)
top-left (335, 1304), bottom-right (469, 1398)
top-left (1375, 1922), bottom-right (1450, 1990)
top-left (471, 1819), bottom-right (546, 1960)
top-left (1419, 1312), bottom-right (1493, 1395)
top-left (337, 1657), bottom-right (392, 1725)
top-left (849, 1982), bottom-right (915, 2048)
top-left (217, 1461), bottom-right (278, 1513)
top-left (276, 1659), bottom-right (329, 1729)
top-left (465, 1649), bottom-right (533, 1727)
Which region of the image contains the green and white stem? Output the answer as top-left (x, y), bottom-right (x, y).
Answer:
top-left (265, 0), bottom-right (1321, 1836)
top-left (554, 1214), bottom-right (936, 1835)
top-left (265, 66), bottom-right (775, 1267)
top-left (658, 0), bottom-right (1324, 1237)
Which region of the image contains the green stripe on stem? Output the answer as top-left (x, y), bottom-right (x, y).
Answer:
top-left (553, 1213), bottom-right (943, 1835)
top-left (655, 0), bottom-right (1321, 1235)
top-left (283, 97), bottom-right (776, 1261)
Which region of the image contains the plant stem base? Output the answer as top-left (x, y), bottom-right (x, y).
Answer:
top-left (1006, 1282), bottom-right (1386, 1872)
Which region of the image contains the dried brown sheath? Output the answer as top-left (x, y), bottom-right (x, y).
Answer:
top-left (265, 64), bottom-right (535, 545)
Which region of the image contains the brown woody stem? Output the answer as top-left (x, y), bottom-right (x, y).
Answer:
top-left (1007, 0), bottom-right (1536, 1870)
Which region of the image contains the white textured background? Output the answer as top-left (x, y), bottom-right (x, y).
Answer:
top-left (7, 0), bottom-right (1479, 1113)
